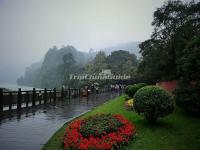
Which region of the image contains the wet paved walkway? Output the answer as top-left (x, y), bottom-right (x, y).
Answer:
top-left (0, 93), bottom-right (119, 150)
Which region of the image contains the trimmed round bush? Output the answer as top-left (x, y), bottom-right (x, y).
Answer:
top-left (127, 83), bottom-right (147, 97)
top-left (125, 85), bottom-right (132, 95)
top-left (80, 114), bottom-right (123, 138)
top-left (134, 85), bottom-right (175, 123)
top-left (124, 95), bottom-right (131, 101)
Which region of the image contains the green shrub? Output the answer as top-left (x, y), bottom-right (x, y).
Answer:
top-left (134, 85), bottom-right (175, 123)
top-left (174, 36), bottom-right (200, 116)
top-left (127, 83), bottom-right (147, 97)
top-left (174, 80), bottom-right (200, 116)
top-left (80, 114), bottom-right (123, 138)
top-left (125, 85), bottom-right (132, 95)
top-left (124, 95), bottom-right (131, 101)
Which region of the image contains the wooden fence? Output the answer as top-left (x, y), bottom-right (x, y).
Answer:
top-left (0, 88), bottom-right (81, 113)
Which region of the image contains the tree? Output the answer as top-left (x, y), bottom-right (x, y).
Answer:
top-left (107, 50), bottom-right (138, 76)
top-left (138, 0), bottom-right (200, 81)
top-left (138, 0), bottom-right (200, 115)
top-left (174, 36), bottom-right (200, 115)
top-left (62, 53), bottom-right (76, 66)
top-left (134, 86), bottom-right (175, 123)
top-left (85, 51), bottom-right (108, 74)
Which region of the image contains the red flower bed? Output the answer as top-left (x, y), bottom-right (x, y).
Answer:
top-left (63, 114), bottom-right (136, 150)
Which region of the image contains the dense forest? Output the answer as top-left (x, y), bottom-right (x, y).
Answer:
top-left (17, 44), bottom-right (139, 88)
top-left (17, 46), bottom-right (91, 88)
top-left (138, 0), bottom-right (200, 82)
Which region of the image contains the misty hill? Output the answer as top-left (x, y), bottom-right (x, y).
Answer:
top-left (42, 46), bottom-right (90, 71)
top-left (17, 42), bottom-right (141, 88)
top-left (102, 41), bottom-right (140, 58)
top-left (17, 46), bottom-right (91, 88)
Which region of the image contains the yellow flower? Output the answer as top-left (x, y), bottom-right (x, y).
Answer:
top-left (127, 99), bottom-right (134, 107)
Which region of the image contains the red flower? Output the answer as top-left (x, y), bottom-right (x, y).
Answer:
top-left (63, 114), bottom-right (136, 150)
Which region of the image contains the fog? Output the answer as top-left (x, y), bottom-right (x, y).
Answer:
top-left (0, 0), bottom-right (168, 83)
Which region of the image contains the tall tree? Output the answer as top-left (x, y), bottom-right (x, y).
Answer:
top-left (85, 51), bottom-right (108, 74)
top-left (139, 0), bottom-right (200, 81)
top-left (107, 50), bottom-right (138, 76)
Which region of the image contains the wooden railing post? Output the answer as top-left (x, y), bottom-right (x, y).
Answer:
top-left (76, 89), bottom-right (78, 97)
top-left (26, 91), bottom-right (29, 108)
top-left (61, 87), bottom-right (64, 100)
top-left (9, 92), bottom-right (13, 110)
top-left (78, 89), bottom-right (81, 97)
top-left (0, 88), bottom-right (3, 113)
top-left (17, 88), bottom-right (22, 110)
top-left (68, 88), bottom-right (71, 98)
top-left (53, 88), bottom-right (56, 102)
top-left (44, 88), bottom-right (47, 104)
top-left (32, 88), bottom-right (36, 107)
top-left (39, 91), bottom-right (42, 105)
top-left (49, 90), bottom-right (52, 102)
top-left (74, 89), bottom-right (76, 97)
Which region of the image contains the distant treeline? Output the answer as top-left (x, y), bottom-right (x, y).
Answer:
top-left (17, 45), bottom-right (139, 88)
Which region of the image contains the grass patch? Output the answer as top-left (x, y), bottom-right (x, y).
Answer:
top-left (43, 95), bottom-right (200, 150)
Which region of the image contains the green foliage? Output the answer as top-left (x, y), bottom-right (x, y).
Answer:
top-left (85, 50), bottom-right (138, 76)
top-left (17, 46), bottom-right (90, 88)
top-left (44, 96), bottom-right (200, 150)
top-left (174, 36), bottom-right (200, 116)
top-left (62, 53), bottom-right (75, 65)
top-left (138, 1), bottom-right (200, 117)
top-left (80, 114), bottom-right (123, 138)
top-left (134, 86), bottom-right (175, 123)
top-left (85, 51), bottom-right (108, 74)
top-left (138, 1), bottom-right (200, 81)
top-left (174, 80), bottom-right (200, 116)
top-left (125, 85), bottom-right (132, 95)
top-left (84, 50), bottom-right (139, 87)
top-left (127, 83), bottom-right (147, 97)
top-left (18, 47), bottom-right (139, 89)
top-left (107, 50), bottom-right (138, 75)
top-left (124, 94), bottom-right (131, 101)
top-left (176, 36), bottom-right (200, 81)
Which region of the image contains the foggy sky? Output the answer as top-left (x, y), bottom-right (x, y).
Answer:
top-left (0, 0), bottom-right (179, 83)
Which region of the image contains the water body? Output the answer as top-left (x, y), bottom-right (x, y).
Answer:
top-left (0, 93), bottom-right (118, 150)
top-left (0, 83), bottom-right (42, 91)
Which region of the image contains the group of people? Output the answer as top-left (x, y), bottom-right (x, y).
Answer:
top-left (80, 83), bottom-right (125, 97)
top-left (110, 84), bottom-right (125, 93)
top-left (81, 85), bottom-right (99, 97)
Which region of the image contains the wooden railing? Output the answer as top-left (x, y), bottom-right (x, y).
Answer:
top-left (0, 88), bottom-right (81, 113)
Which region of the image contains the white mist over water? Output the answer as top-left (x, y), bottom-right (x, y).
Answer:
top-left (0, 83), bottom-right (41, 91)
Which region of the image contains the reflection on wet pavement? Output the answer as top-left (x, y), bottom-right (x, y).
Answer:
top-left (0, 93), bottom-right (118, 150)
